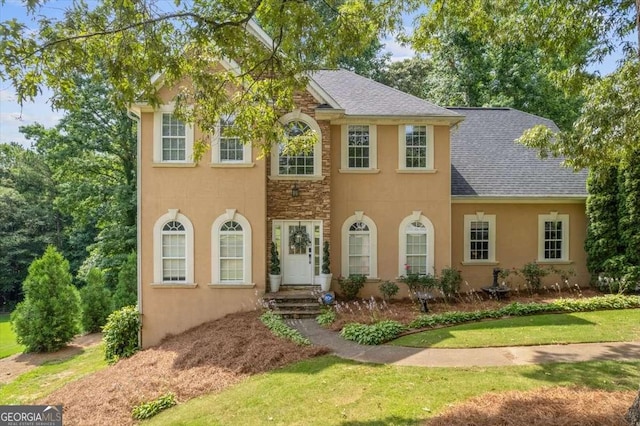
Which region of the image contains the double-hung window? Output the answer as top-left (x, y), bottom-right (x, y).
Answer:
top-left (538, 213), bottom-right (569, 262)
top-left (398, 213), bottom-right (435, 277)
top-left (341, 213), bottom-right (378, 278)
top-left (271, 112), bottom-right (322, 178)
top-left (153, 107), bottom-right (194, 164)
top-left (212, 116), bottom-right (252, 165)
top-left (279, 121), bottom-right (315, 175)
top-left (398, 125), bottom-right (434, 171)
top-left (463, 213), bottom-right (496, 263)
top-left (219, 221), bottom-right (244, 282)
top-left (153, 210), bottom-right (195, 285)
top-left (341, 125), bottom-right (377, 170)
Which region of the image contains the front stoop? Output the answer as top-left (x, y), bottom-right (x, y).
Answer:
top-left (262, 288), bottom-right (331, 318)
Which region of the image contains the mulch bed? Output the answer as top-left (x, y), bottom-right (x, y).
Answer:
top-left (328, 288), bottom-right (601, 331)
top-left (426, 387), bottom-right (636, 426)
top-left (40, 310), bottom-right (328, 426)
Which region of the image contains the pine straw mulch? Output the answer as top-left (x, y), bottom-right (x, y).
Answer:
top-left (425, 387), bottom-right (636, 426)
top-left (328, 288), bottom-right (601, 332)
top-left (40, 310), bottom-right (329, 426)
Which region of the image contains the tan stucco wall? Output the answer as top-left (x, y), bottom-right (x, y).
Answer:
top-left (451, 202), bottom-right (588, 291)
top-left (139, 110), bottom-right (267, 348)
top-left (330, 124), bottom-right (452, 298)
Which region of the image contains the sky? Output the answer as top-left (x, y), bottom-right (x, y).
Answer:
top-left (0, 2), bottom-right (632, 147)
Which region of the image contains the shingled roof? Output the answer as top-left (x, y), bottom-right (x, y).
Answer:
top-left (448, 107), bottom-right (587, 198)
top-left (311, 70), bottom-right (461, 118)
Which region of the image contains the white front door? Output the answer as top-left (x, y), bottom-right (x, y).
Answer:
top-left (283, 222), bottom-right (314, 285)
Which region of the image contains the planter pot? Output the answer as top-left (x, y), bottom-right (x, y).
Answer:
top-left (269, 274), bottom-right (281, 292)
top-left (319, 273), bottom-right (333, 292)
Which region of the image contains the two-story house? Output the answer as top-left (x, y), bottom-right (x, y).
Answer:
top-left (130, 41), bottom-right (587, 349)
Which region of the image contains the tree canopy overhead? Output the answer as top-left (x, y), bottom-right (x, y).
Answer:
top-left (0, 0), bottom-right (401, 156)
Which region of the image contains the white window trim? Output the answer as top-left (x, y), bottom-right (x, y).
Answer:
top-left (271, 111), bottom-right (322, 177)
top-left (340, 124), bottom-right (378, 171)
top-left (153, 105), bottom-right (195, 164)
top-left (538, 212), bottom-right (570, 262)
top-left (152, 209), bottom-right (195, 284)
top-left (463, 212), bottom-right (497, 263)
top-left (341, 211), bottom-right (378, 279)
top-left (211, 209), bottom-right (252, 285)
top-left (397, 124), bottom-right (434, 171)
top-left (211, 119), bottom-right (252, 165)
top-left (398, 211), bottom-right (435, 277)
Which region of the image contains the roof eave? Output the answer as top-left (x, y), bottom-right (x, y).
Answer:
top-left (451, 195), bottom-right (587, 204)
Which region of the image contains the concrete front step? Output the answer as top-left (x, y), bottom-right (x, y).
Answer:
top-left (270, 309), bottom-right (323, 318)
top-left (262, 289), bottom-right (332, 319)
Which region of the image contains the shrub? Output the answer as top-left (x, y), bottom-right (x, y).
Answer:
top-left (519, 262), bottom-right (549, 291)
top-left (438, 267), bottom-right (462, 302)
top-left (11, 246), bottom-right (81, 352)
top-left (103, 305), bottom-right (140, 364)
top-left (113, 252), bottom-right (137, 310)
top-left (269, 242), bottom-right (280, 275)
top-left (338, 274), bottom-right (367, 300)
top-left (132, 393), bottom-right (177, 420)
top-left (398, 272), bottom-right (438, 293)
top-left (80, 268), bottom-right (113, 333)
top-left (321, 241), bottom-right (331, 274)
top-left (340, 320), bottom-right (406, 345)
top-left (316, 308), bottom-right (336, 326)
top-left (379, 280), bottom-right (399, 301)
top-left (260, 311), bottom-right (310, 345)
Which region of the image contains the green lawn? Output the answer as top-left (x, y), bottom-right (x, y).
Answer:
top-left (144, 356), bottom-right (640, 425)
top-left (0, 344), bottom-right (107, 405)
top-left (391, 309), bottom-right (640, 348)
top-left (0, 313), bottom-right (24, 359)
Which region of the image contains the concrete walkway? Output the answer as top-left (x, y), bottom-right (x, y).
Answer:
top-left (286, 318), bottom-right (640, 367)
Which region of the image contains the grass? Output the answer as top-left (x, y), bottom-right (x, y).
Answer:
top-left (0, 313), bottom-right (24, 359)
top-left (0, 344), bottom-right (107, 405)
top-left (391, 309), bottom-right (640, 348)
top-left (144, 356), bottom-right (640, 425)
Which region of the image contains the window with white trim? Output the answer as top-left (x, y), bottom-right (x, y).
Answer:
top-left (279, 121), bottom-right (314, 175)
top-left (398, 125), bottom-right (434, 170)
top-left (212, 116), bottom-right (252, 164)
top-left (463, 213), bottom-right (496, 263)
top-left (161, 221), bottom-right (186, 281)
top-left (341, 213), bottom-right (378, 278)
top-left (212, 211), bottom-right (252, 284)
top-left (398, 213), bottom-right (435, 276)
top-left (341, 125), bottom-right (377, 170)
top-left (153, 107), bottom-right (194, 163)
top-left (271, 112), bottom-right (322, 177)
top-left (153, 210), bottom-right (195, 284)
top-left (538, 213), bottom-right (569, 261)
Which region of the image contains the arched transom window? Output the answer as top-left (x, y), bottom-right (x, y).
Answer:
top-left (279, 121), bottom-right (314, 175)
top-left (219, 220), bottom-right (244, 282)
top-left (162, 220), bottom-right (186, 282)
top-left (348, 221), bottom-right (371, 276)
top-left (405, 221), bottom-right (427, 274)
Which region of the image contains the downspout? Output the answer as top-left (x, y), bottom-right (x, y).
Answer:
top-left (127, 110), bottom-right (143, 347)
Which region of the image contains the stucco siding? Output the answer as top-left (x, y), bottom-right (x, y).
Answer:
top-left (451, 202), bottom-right (588, 291)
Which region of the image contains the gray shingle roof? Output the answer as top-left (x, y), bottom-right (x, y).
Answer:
top-left (449, 107), bottom-right (587, 197)
top-left (311, 70), bottom-right (460, 118)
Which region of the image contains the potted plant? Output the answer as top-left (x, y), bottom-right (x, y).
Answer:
top-left (269, 242), bottom-right (281, 292)
top-left (319, 241), bottom-right (332, 291)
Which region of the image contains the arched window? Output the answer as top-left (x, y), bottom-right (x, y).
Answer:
top-left (341, 213), bottom-right (378, 278)
top-left (212, 211), bottom-right (252, 284)
top-left (153, 210), bottom-right (195, 284)
top-left (398, 213), bottom-right (435, 276)
top-left (271, 111), bottom-right (322, 177)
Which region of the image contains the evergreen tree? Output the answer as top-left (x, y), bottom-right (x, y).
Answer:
top-left (584, 166), bottom-right (622, 277)
top-left (113, 252), bottom-right (138, 310)
top-left (11, 246), bottom-right (81, 352)
top-left (79, 268), bottom-right (113, 333)
top-left (619, 149), bottom-right (640, 285)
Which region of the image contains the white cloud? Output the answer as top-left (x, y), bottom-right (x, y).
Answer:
top-left (382, 37), bottom-right (416, 62)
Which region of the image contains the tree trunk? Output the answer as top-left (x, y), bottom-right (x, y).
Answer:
top-left (627, 389), bottom-right (640, 425)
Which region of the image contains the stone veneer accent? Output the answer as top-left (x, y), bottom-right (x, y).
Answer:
top-left (266, 91), bottom-right (331, 289)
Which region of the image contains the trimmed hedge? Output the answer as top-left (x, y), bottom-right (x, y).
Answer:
top-left (260, 311), bottom-right (311, 346)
